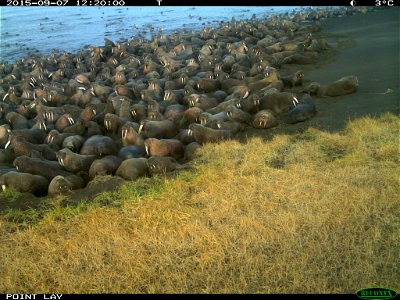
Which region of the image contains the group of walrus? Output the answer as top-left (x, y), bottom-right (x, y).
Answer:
top-left (0, 6), bottom-right (367, 198)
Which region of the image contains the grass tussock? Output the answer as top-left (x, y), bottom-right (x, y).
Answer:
top-left (0, 113), bottom-right (399, 293)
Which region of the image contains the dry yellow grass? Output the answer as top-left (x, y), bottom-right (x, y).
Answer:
top-left (0, 113), bottom-right (399, 293)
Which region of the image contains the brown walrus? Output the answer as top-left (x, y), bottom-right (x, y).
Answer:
top-left (88, 155), bottom-right (122, 179)
top-left (187, 123), bottom-right (231, 144)
top-left (47, 174), bottom-right (86, 197)
top-left (115, 157), bottom-right (148, 181)
top-left (252, 110), bottom-right (279, 129)
top-left (144, 138), bottom-right (184, 160)
top-left (13, 156), bottom-right (75, 181)
top-left (0, 171), bottom-right (49, 197)
top-left (147, 156), bottom-right (193, 176)
top-left (57, 148), bottom-right (98, 173)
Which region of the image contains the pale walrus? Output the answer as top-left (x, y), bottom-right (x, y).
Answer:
top-left (303, 75), bottom-right (358, 97)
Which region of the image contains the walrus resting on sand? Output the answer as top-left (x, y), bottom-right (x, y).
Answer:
top-left (303, 75), bottom-right (358, 97)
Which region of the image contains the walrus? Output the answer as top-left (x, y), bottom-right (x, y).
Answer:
top-left (0, 124), bottom-right (11, 147)
top-left (118, 145), bottom-right (146, 160)
top-left (80, 135), bottom-right (117, 156)
top-left (55, 113), bottom-right (76, 132)
top-left (5, 111), bottom-right (29, 129)
top-left (61, 135), bottom-right (85, 153)
top-left (47, 174), bottom-right (86, 197)
top-left (187, 123), bottom-right (231, 144)
top-left (57, 148), bottom-right (98, 173)
top-left (282, 52), bottom-right (317, 64)
top-left (206, 98), bottom-right (239, 115)
top-left (0, 171), bottom-right (49, 197)
top-left (225, 105), bottom-right (253, 125)
top-left (187, 94), bottom-right (219, 112)
top-left (62, 119), bottom-right (86, 136)
top-left (196, 78), bottom-right (221, 93)
top-left (138, 119), bottom-right (178, 139)
top-left (0, 148), bottom-right (15, 164)
top-left (247, 67), bottom-right (280, 92)
top-left (147, 156), bottom-right (193, 176)
top-left (303, 75), bottom-right (358, 97)
top-left (259, 92), bottom-right (299, 115)
top-left (131, 103), bottom-right (147, 123)
top-left (86, 120), bottom-right (104, 137)
top-left (208, 119), bottom-right (246, 134)
top-left (179, 107), bottom-right (203, 128)
top-left (163, 104), bottom-right (186, 124)
top-left (115, 157), bottom-right (148, 181)
top-left (178, 129), bottom-right (196, 145)
top-left (144, 138), bottom-right (184, 160)
top-left (46, 130), bottom-right (76, 148)
top-left (235, 94), bottom-right (260, 113)
top-left (104, 113), bottom-right (122, 136)
top-left (252, 110), bottom-right (279, 129)
top-left (6, 135), bottom-right (57, 161)
top-left (281, 70), bottom-right (304, 87)
top-left (13, 156), bottom-right (75, 181)
top-left (286, 94), bottom-right (317, 124)
top-left (184, 142), bottom-right (202, 161)
top-left (199, 111), bottom-right (228, 126)
top-left (121, 122), bottom-right (144, 146)
top-left (88, 155), bottom-right (122, 179)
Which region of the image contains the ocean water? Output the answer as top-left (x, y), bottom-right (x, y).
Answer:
top-left (0, 6), bottom-right (305, 63)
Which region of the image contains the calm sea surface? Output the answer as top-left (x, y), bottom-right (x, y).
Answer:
top-left (0, 6), bottom-right (305, 63)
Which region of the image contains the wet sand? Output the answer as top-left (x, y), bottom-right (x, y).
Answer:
top-left (239, 7), bottom-right (399, 140)
top-left (306, 8), bottom-right (399, 132)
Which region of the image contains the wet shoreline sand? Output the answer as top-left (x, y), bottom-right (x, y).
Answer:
top-left (238, 7), bottom-right (399, 140)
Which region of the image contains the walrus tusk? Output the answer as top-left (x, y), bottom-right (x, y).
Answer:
top-left (145, 146), bottom-right (149, 156)
top-left (138, 124), bottom-right (143, 134)
top-left (187, 129), bottom-right (192, 136)
top-left (5, 140), bottom-right (11, 149)
top-left (3, 93), bottom-right (9, 101)
top-left (243, 91), bottom-right (249, 99)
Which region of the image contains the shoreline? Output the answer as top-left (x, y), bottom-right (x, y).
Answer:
top-left (1, 6), bottom-right (370, 64)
